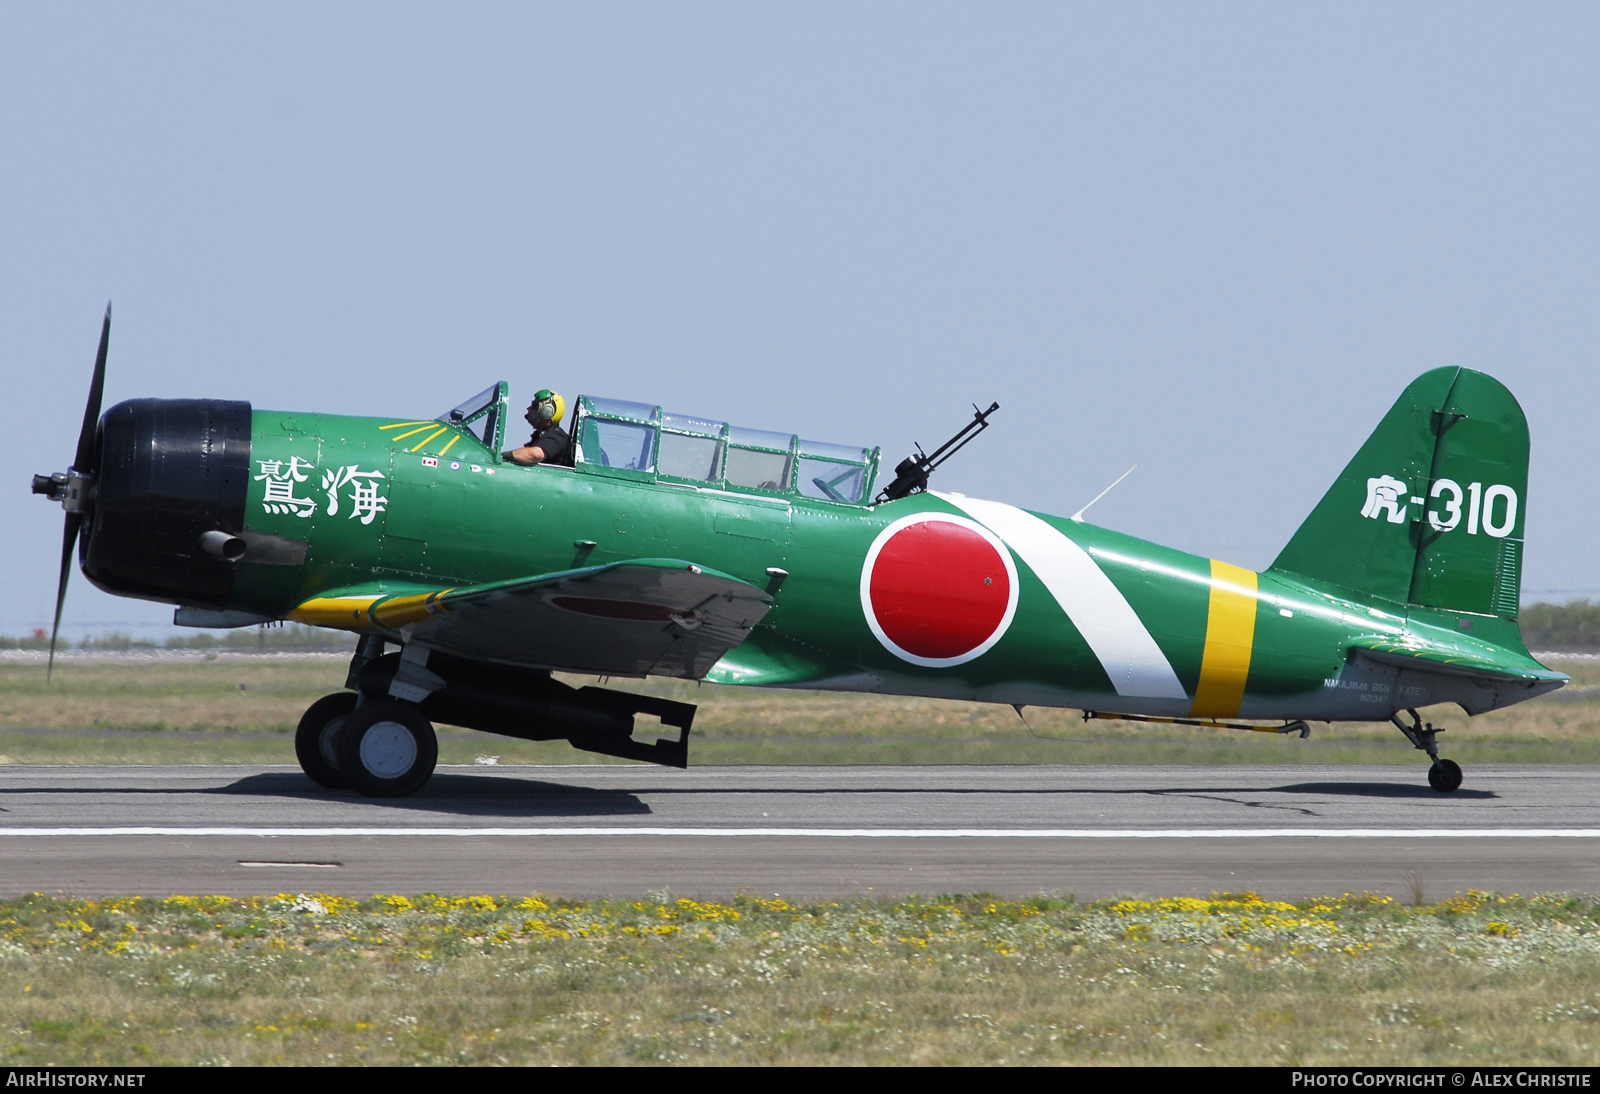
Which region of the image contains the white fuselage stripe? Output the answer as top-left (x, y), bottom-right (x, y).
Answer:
top-left (936, 494), bottom-right (1188, 699)
top-left (1, 827), bottom-right (1595, 838)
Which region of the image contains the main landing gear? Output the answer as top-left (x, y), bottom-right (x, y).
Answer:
top-left (293, 635), bottom-right (440, 798)
top-left (333, 700), bottom-right (439, 798)
top-left (295, 637), bottom-right (698, 796)
top-left (294, 692), bottom-right (356, 789)
top-left (1391, 708), bottom-right (1463, 794)
top-left (295, 692), bottom-right (439, 798)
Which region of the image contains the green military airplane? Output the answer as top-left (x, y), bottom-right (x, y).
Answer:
top-left (34, 308), bottom-right (1564, 797)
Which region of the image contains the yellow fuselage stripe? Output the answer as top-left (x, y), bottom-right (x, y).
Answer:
top-left (1189, 560), bottom-right (1259, 719)
top-left (436, 434), bottom-right (461, 457)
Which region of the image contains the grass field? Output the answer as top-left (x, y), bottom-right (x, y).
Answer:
top-left (1, 888), bottom-right (1597, 1065)
top-left (0, 653), bottom-right (1595, 766)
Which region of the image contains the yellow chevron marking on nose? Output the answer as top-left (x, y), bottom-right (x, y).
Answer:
top-left (1189, 560), bottom-right (1259, 719)
top-left (408, 426), bottom-right (450, 452)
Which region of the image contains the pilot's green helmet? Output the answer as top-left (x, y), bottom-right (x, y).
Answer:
top-left (530, 389), bottom-right (566, 426)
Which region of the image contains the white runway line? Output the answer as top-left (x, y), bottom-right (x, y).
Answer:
top-left (3, 827), bottom-right (1600, 839)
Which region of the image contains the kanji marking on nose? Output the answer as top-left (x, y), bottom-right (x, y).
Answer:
top-left (322, 465), bottom-right (389, 525)
top-left (255, 457), bottom-right (318, 517)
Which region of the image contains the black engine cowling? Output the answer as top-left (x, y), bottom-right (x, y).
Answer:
top-left (82, 398), bottom-right (252, 607)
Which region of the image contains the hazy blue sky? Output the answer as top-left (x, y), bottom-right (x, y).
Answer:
top-left (4, 3), bottom-right (1598, 639)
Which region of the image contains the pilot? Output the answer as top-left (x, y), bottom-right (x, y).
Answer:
top-left (505, 389), bottom-right (570, 466)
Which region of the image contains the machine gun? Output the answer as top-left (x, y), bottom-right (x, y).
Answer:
top-left (875, 401), bottom-right (999, 504)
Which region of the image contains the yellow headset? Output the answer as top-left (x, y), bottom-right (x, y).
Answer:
top-left (532, 389), bottom-right (566, 426)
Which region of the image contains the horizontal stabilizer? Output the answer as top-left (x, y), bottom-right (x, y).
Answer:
top-left (1350, 640), bottom-right (1566, 684)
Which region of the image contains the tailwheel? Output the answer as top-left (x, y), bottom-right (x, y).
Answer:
top-left (294, 692), bottom-right (357, 789)
top-left (1392, 709), bottom-right (1463, 794)
top-left (1428, 759), bottom-right (1464, 794)
top-left (333, 699), bottom-right (438, 798)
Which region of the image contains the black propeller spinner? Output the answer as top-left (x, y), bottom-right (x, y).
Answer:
top-left (31, 304), bottom-right (111, 681)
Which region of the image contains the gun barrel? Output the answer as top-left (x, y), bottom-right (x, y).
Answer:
top-left (875, 401), bottom-right (999, 503)
top-left (923, 401), bottom-right (999, 469)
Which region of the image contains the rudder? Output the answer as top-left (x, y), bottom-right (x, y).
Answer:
top-left (1270, 367), bottom-right (1530, 621)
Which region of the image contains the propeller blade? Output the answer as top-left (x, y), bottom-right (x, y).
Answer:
top-left (72, 303), bottom-right (110, 474)
top-left (47, 512), bottom-right (82, 683)
top-left (50, 305), bottom-right (109, 683)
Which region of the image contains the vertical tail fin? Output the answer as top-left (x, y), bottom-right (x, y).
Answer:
top-left (1269, 367), bottom-right (1529, 621)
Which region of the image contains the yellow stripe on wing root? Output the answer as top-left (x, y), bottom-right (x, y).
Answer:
top-left (369, 590), bottom-right (454, 629)
top-left (1189, 560), bottom-right (1259, 719)
top-left (286, 595), bottom-right (384, 630)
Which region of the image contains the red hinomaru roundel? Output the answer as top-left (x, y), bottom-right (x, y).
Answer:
top-left (859, 513), bottom-right (1020, 667)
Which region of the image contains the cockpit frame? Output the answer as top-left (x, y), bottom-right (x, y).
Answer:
top-left (567, 394), bottom-right (880, 505)
top-left (438, 382), bottom-right (509, 459)
top-left (430, 385), bottom-right (881, 504)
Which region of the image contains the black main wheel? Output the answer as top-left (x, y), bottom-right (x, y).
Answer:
top-left (333, 700), bottom-right (438, 798)
top-left (1428, 759), bottom-right (1464, 794)
top-left (294, 692), bottom-right (358, 789)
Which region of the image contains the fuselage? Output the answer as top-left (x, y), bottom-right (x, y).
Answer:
top-left (84, 404), bottom-right (1536, 725)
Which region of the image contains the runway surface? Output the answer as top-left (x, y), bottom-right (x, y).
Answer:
top-left (0, 763), bottom-right (1596, 900)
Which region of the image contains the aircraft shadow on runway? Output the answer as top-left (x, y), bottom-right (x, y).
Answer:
top-left (609, 783), bottom-right (1500, 803)
top-left (1267, 781), bottom-right (1498, 800)
top-left (213, 772), bottom-right (654, 817)
top-left (0, 775), bottom-right (1495, 812)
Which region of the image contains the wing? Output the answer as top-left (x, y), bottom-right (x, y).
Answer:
top-left (293, 559), bottom-right (773, 679)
